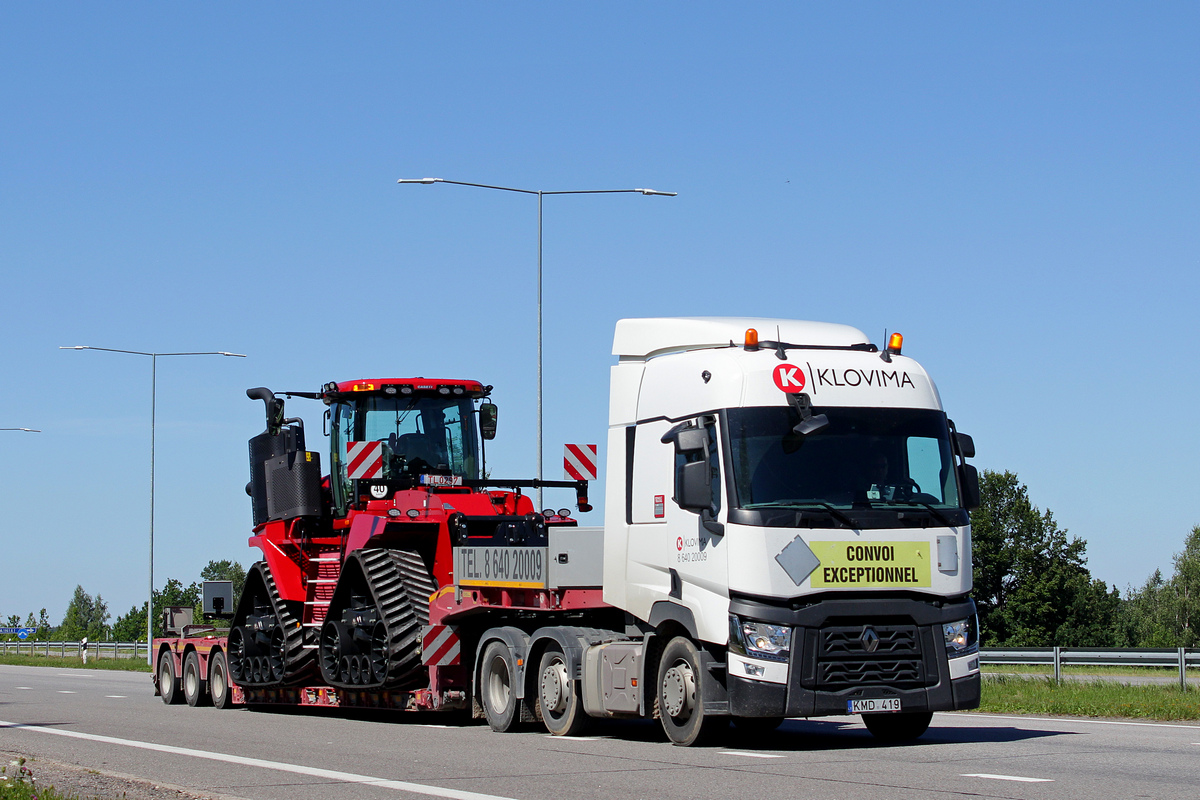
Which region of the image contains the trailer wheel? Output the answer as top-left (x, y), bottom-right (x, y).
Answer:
top-left (209, 650), bottom-right (235, 709)
top-left (480, 641), bottom-right (521, 732)
top-left (536, 644), bottom-right (589, 737)
top-left (158, 651), bottom-right (182, 705)
top-left (655, 636), bottom-right (726, 746)
top-left (862, 711), bottom-right (932, 743)
top-left (183, 651), bottom-right (209, 707)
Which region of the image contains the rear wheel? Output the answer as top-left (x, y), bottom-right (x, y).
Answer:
top-left (537, 644), bottom-right (589, 736)
top-left (158, 651), bottom-right (182, 705)
top-left (182, 651), bottom-right (208, 707)
top-left (480, 641), bottom-right (520, 732)
top-left (656, 636), bottom-right (727, 746)
top-left (209, 650), bottom-right (234, 709)
top-left (862, 711), bottom-right (933, 742)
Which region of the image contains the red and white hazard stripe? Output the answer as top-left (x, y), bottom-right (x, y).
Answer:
top-left (563, 444), bottom-right (598, 481)
top-left (346, 441), bottom-right (384, 480)
top-left (422, 625), bottom-right (461, 666)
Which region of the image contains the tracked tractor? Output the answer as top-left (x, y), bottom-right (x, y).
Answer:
top-left (229, 378), bottom-right (590, 695)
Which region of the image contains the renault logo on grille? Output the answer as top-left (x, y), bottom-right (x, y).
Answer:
top-left (860, 626), bottom-right (880, 653)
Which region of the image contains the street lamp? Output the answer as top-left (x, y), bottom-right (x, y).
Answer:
top-left (397, 178), bottom-right (676, 508)
top-left (60, 346), bottom-right (246, 663)
top-left (0, 428), bottom-right (41, 432)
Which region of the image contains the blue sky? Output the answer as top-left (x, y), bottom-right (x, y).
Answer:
top-left (2, 3), bottom-right (1197, 624)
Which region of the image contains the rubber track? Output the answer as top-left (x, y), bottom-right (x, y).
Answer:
top-left (238, 561), bottom-right (315, 688)
top-left (327, 548), bottom-right (436, 690)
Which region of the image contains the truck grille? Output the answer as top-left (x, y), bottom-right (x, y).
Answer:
top-left (809, 623), bottom-right (928, 690)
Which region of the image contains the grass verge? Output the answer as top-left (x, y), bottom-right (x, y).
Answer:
top-left (0, 653), bottom-right (151, 673)
top-left (1, 757), bottom-right (81, 800)
top-left (978, 674), bottom-right (1200, 720)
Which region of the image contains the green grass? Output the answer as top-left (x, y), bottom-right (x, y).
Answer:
top-left (0, 653), bottom-right (151, 673)
top-left (978, 674), bottom-right (1200, 720)
top-left (1, 757), bottom-right (88, 800)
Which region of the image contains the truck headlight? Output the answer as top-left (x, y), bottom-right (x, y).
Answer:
top-left (729, 615), bottom-right (791, 662)
top-left (943, 616), bottom-right (979, 656)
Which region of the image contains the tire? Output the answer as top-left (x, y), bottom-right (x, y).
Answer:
top-left (536, 644), bottom-right (590, 737)
top-left (655, 636), bottom-right (728, 746)
top-left (158, 651), bottom-right (182, 705)
top-left (862, 711), bottom-right (933, 743)
top-left (479, 641), bottom-right (520, 732)
top-left (209, 650), bottom-right (235, 709)
top-left (731, 716), bottom-right (784, 735)
top-left (183, 651), bottom-right (209, 707)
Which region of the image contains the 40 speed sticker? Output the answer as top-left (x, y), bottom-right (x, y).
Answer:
top-left (453, 546), bottom-right (548, 589)
top-left (808, 541), bottom-right (931, 588)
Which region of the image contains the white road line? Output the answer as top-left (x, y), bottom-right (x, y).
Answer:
top-left (0, 719), bottom-right (518, 800)
top-left (105, 696), bottom-right (127, 699)
top-left (543, 735), bottom-right (599, 741)
top-left (962, 773), bottom-right (1053, 783)
top-left (951, 712), bottom-right (1200, 731)
top-left (57, 691), bottom-right (77, 694)
top-left (721, 751), bottom-right (785, 759)
top-left (16, 687), bottom-right (32, 690)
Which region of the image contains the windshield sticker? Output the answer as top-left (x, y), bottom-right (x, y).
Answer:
top-left (807, 541), bottom-right (931, 588)
top-left (772, 364), bottom-right (807, 393)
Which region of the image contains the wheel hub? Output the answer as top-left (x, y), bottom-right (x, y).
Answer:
top-left (661, 663), bottom-right (695, 719)
top-left (540, 660), bottom-right (569, 714)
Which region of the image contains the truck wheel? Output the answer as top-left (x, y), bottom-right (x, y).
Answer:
top-left (480, 641), bottom-right (521, 732)
top-left (158, 651), bottom-right (182, 705)
top-left (537, 644), bottom-right (589, 736)
top-left (209, 650), bottom-right (235, 709)
top-left (656, 636), bottom-right (727, 746)
top-left (183, 651), bottom-right (209, 707)
top-left (862, 711), bottom-right (933, 743)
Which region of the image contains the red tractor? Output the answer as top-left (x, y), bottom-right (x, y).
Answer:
top-left (225, 378), bottom-right (595, 706)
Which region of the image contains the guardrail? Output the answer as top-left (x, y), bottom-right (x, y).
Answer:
top-left (0, 640), bottom-right (148, 660)
top-left (981, 647), bottom-right (1199, 688)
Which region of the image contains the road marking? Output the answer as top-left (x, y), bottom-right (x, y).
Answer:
top-left (16, 687), bottom-right (32, 690)
top-left (544, 735), bottom-right (599, 741)
top-left (951, 712), bottom-right (1200, 731)
top-left (0, 719), bottom-right (519, 800)
top-left (962, 774), bottom-right (1053, 783)
top-left (721, 751), bottom-right (785, 759)
top-left (57, 691), bottom-right (77, 694)
top-left (105, 696), bottom-right (127, 699)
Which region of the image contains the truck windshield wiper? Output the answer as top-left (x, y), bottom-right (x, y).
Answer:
top-left (877, 500), bottom-right (954, 527)
top-left (748, 501), bottom-right (857, 528)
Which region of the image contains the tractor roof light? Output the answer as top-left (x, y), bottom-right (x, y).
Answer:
top-left (452, 386), bottom-right (465, 395)
top-left (881, 331), bottom-right (904, 363)
top-left (557, 508), bottom-right (571, 518)
top-left (744, 328), bottom-right (759, 351)
top-left (399, 385), bottom-right (414, 395)
top-left (383, 385), bottom-right (397, 395)
top-left (438, 386), bottom-right (451, 395)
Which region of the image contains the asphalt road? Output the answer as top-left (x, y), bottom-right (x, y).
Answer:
top-left (2, 664), bottom-right (1198, 800)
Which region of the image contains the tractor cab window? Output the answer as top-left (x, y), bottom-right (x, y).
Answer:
top-left (331, 395), bottom-right (481, 510)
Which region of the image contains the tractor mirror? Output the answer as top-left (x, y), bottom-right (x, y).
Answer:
top-left (479, 403), bottom-right (498, 440)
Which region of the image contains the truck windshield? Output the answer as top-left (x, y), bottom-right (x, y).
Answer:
top-left (726, 406), bottom-right (960, 513)
top-left (333, 396), bottom-right (480, 484)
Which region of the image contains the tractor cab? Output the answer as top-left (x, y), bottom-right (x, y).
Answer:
top-left (322, 379), bottom-right (496, 517)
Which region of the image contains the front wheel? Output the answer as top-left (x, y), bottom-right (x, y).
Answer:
top-left (862, 711), bottom-right (933, 742)
top-left (158, 651), bottom-right (182, 705)
top-left (480, 641), bottom-right (520, 732)
top-left (537, 645), bottom-right (589, 736)
top-left (656, 636), bottom-right (727, 746)
top-left (182, 651), bottom-right (208, 707)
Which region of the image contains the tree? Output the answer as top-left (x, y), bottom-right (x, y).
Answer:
top-left (58, 586), bottom-right (110, 641)
top-left (1121, 525), bottom-right (1200, 647)
top-left (971, 470), bottom-right (1119, 646)
top-left (112, 602), bottom-right (148, 642)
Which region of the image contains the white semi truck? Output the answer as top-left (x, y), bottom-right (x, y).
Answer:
top-left (157, 316), bottom-right (980, 748)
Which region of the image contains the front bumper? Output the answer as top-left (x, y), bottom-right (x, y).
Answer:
top-left (726, 594), bottom-right (981, 718)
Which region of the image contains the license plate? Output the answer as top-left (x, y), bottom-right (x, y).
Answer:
top-left (419, 474), bottom-right (463, 487)
top-left (849, 698), bottom-right (901, 714)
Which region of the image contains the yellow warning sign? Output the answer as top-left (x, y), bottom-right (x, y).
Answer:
top-left (808, 541), bottom-right (930, 588)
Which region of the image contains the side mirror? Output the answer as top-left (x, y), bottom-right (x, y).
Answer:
top-left (956, 432), bottom-right (976, 459)
top-left (661, 422), bottom-right (707, 453)
top-left (958, 463), bottom-right (980, 511)
top-left (675, 460), bottom-right (711, 511)
top-left (479, 403), bottom-right (498, 440)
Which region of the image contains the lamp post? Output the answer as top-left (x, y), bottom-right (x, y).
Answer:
top-left (0, 428), bottom-right (41, 432)
top-left (397, 177), bottom-right (676, 509)
top-left (60, 346), bottom-right (246, 663)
